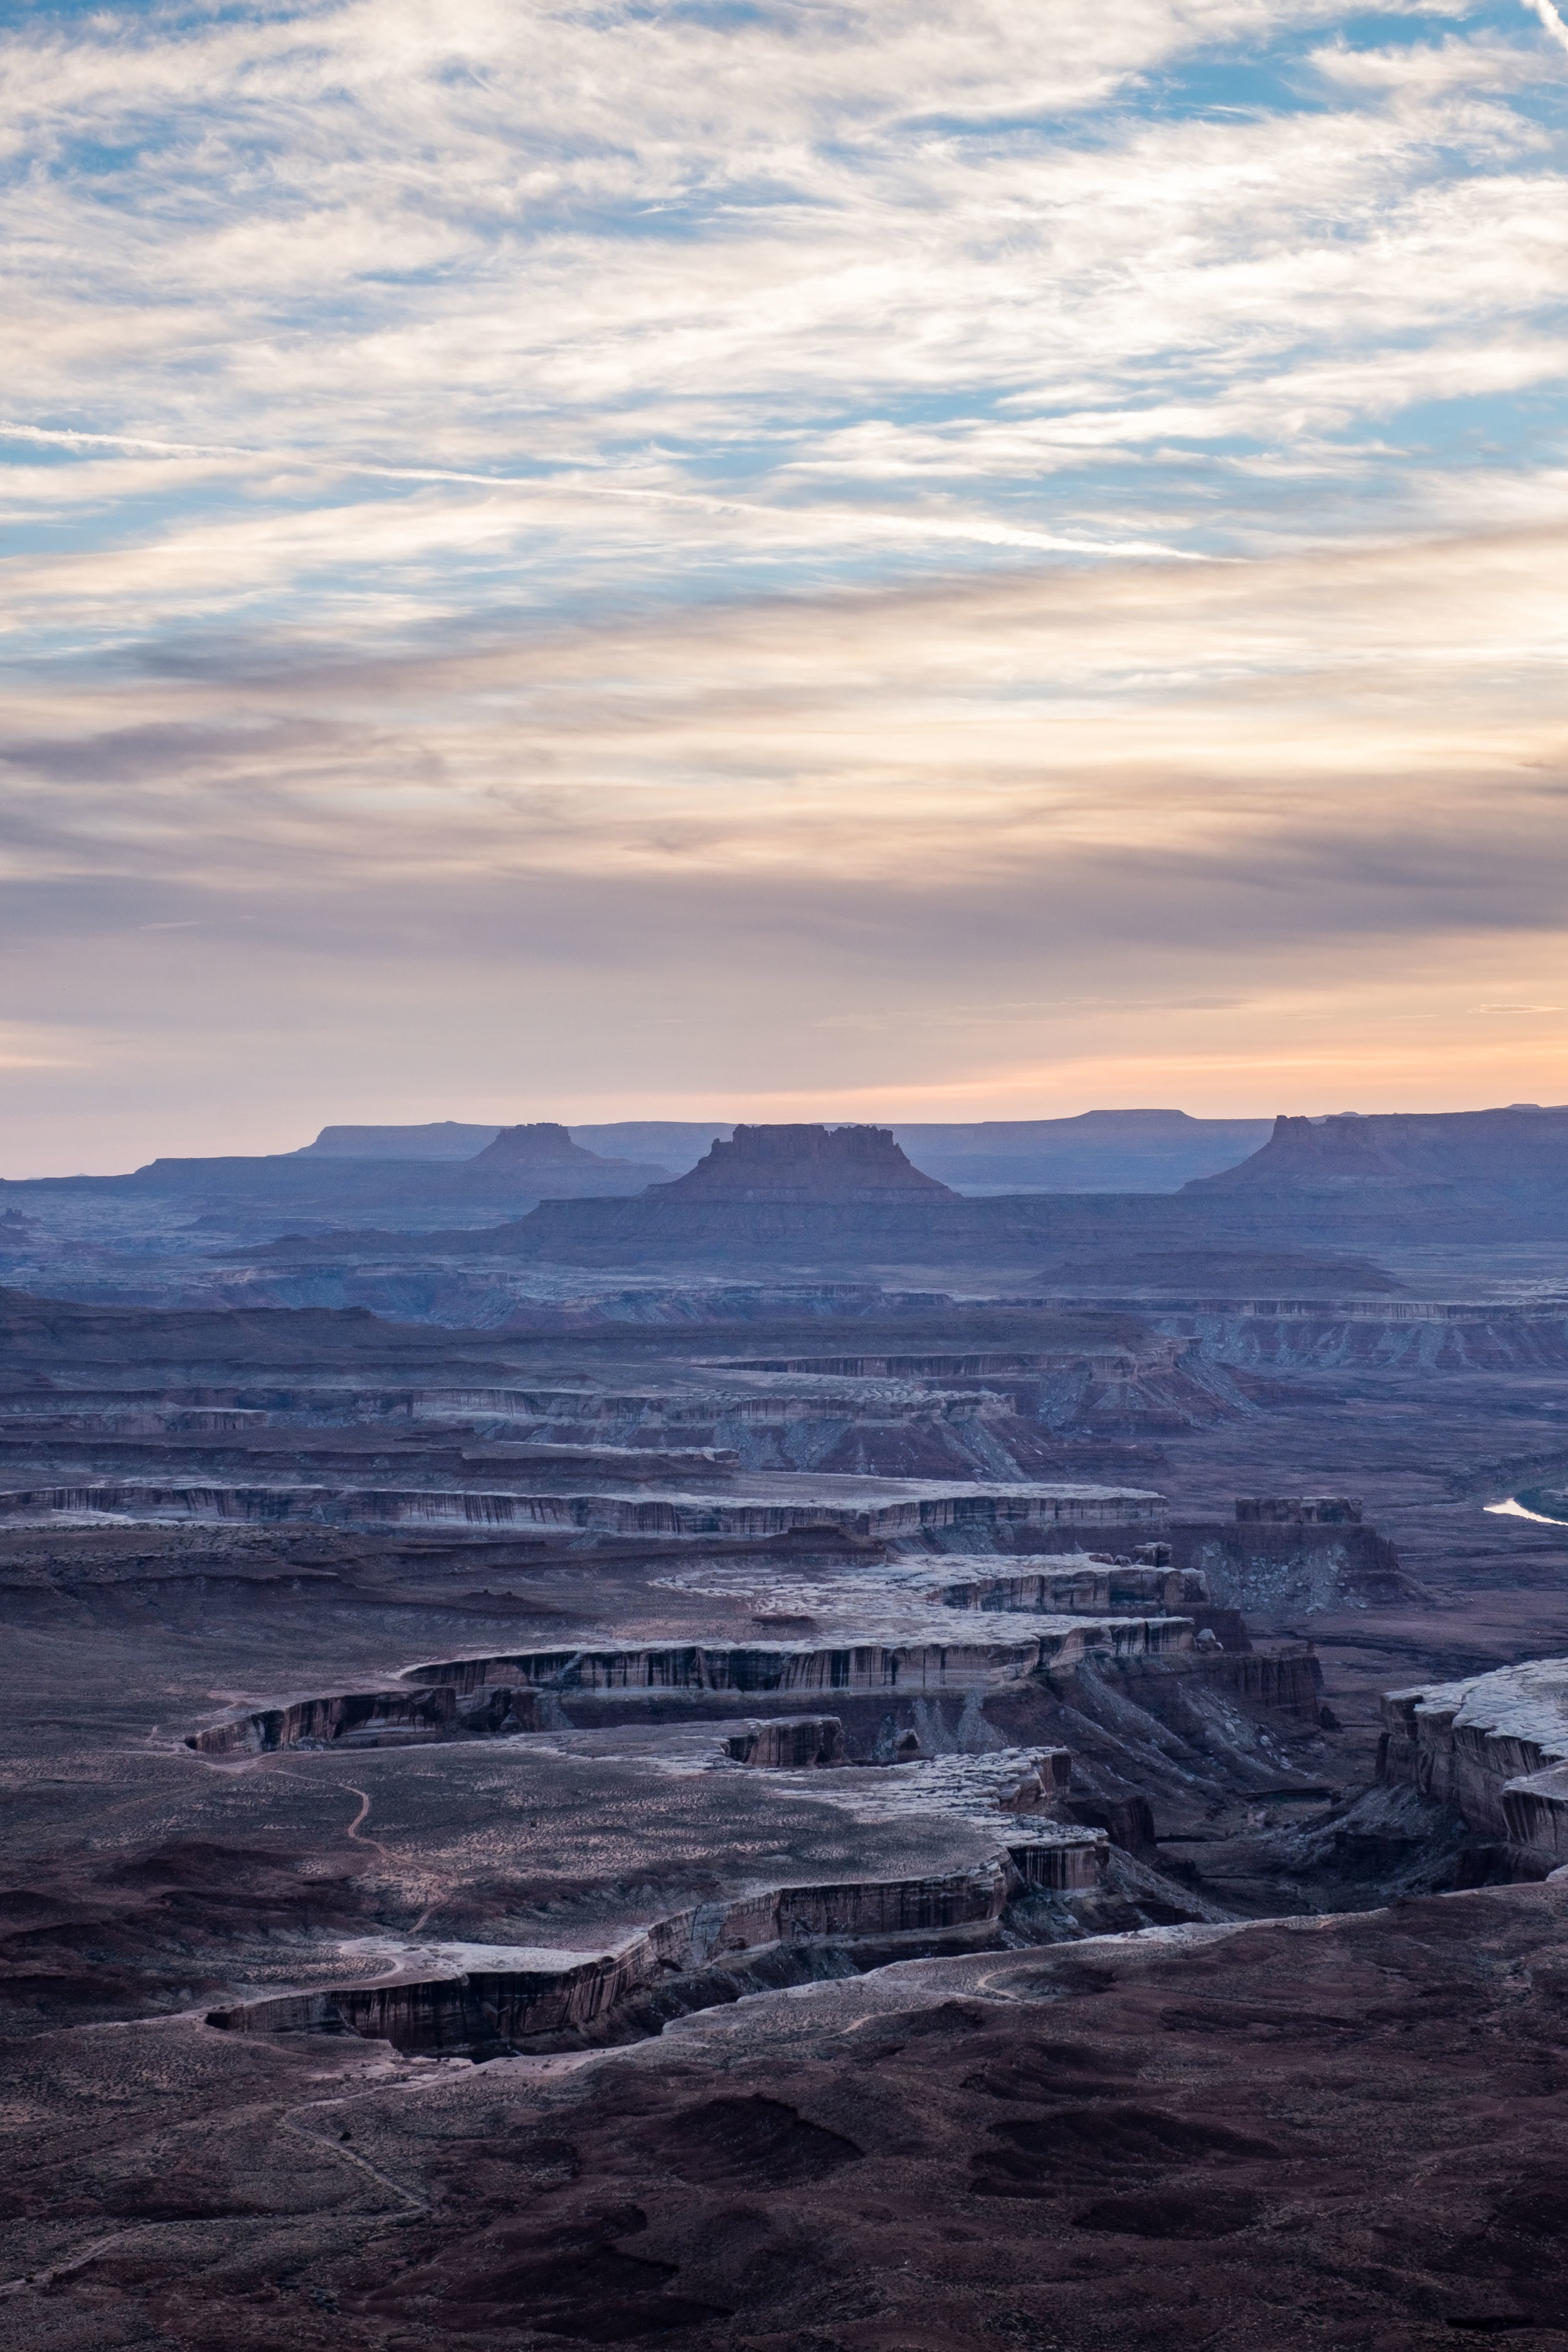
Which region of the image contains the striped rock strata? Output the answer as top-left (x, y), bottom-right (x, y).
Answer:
top-left (206, 1836), bottom-right (1103, 2055)
top-left (404, 1617), bottom-right (1194, 1697)
top-left (1380, 1658), bottom-right (1568, 1873)
top-left (0, 1476), bottom-right (1163, 1538)
top-left (185, 1619), bottom-right (1191, 1754)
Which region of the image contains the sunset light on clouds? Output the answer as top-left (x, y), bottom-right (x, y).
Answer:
top-left (3, 0), bottom-right (1567, 1169)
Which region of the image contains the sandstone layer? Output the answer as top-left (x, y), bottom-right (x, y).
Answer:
top-left (1380, 1656), bottom-right (1568, 1874)
top-left (657, 1123), bottom-right (955, 1203)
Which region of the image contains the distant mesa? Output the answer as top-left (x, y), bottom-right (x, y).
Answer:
top-left (299, 1120), bottom-right (629, 1171)
top-left (291, 1110), bottom-right (1274, 1192)
top-left (659, 1124), bottom-right (955, 1204)
top-left (896, 1108), bottom-right (1271, 1194)
top-left (467, 1122), bottom-right (618, 1170)
top-left (297, 1121), bottom-right (501, 1160)
top-left (289, 1120), bottom-right (664, 1188)
top-left (1185, 1106), bottom-right (1568, 1199)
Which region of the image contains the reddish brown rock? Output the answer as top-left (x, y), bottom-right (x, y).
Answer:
top-left (724, 1715), bottom-right (847, 1766)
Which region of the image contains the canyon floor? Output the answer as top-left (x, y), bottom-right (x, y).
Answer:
top-left (4, 1256), bottom-right (1568, 2349)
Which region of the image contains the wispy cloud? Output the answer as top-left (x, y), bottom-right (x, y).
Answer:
top-left (1524, 0), bottom-right (1568, 56)
top-left (1, 0), bottom-right (1566, 1165)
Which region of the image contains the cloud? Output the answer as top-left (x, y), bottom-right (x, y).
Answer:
top-left (1, 0), bottom-right (1567, 1162)
top-left (3, 524), bottom-right (1565, 931)
top-left (1523, 0), bottom-right (1568, 56)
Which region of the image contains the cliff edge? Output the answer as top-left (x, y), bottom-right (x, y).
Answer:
top-left (654, 1123), bottom-right (955, 1204)
top-left (1186, 1106), bottom-right (1568, 1203)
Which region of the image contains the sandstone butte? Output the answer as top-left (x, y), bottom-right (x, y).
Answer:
top-left (652, 1122), bottom-right (956, 1203)
top-left (464, 1122), bottom-right (629, 1172)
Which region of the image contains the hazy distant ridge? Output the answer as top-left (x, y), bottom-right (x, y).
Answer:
top-left (295, 1108), bottom-right (1273, 1195)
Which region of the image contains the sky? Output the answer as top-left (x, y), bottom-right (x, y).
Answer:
top-left (2, 0), bottom-right (1567, 1173)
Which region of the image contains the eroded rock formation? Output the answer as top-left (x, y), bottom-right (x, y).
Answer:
top-left (464, 1123), bottom-right (625, 1172)
top-left (724, 1716), bottom-right (847, 1766)
top-left (0, 1473), bottom-right (1167, 1544)
top-left (401, 1616), bottom-right (1195, 1701)
top-left (206, 1841), bottom-right (1104, 2055)
top-left (935, 1559), bottom-right (1200, 1614)
top-left (1172, 1496), bottom-right (1416, 1614)
top-left (1380, 1658), bottom-right (1568, 1873)
top-left (186, 1681), bottom-right (541, 1757)
top-left (660, 1123), bottom-right (954, 1202)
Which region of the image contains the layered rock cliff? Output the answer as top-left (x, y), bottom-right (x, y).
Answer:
top-left (934, 1560), bottom-right (1199, 1614)
top-left (186, 1680), bottom-right (541, 1757)
top-left (724, 1716), bottom-right (847, 1766)
top-left (658, 1124), bottom-right (953, 1204)
top-left (1171, 1497), bottom-right (1417, 1615)
top-left (0, 1474), bottom-right (1165, 1542)
top-left (402, 1615), bottom-right (1196, 1700)
top-left (1379, 1659), bottom-right (1568, 1874)
top-left (204, 1846), bottom-right (1103, 2054)
top-left (1185, 1106), bottom-right (1568, 1237)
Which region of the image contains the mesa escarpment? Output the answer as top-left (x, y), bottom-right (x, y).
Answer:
top-left (204, 1841), bottom-right (1105, 2057)
top-left (226, 1105), bottom-right (1568, 1274)
top-left (1170, 1495), bottom-right (1419, 1614)
top-left (8, 1181), bottom-right (1568, 2351)
top-left (185, 1680), bottom-right (544, 1756)
top-left (400, 1618), bottom-right (1196, 1697)
top-left (656, 1121), bottom-right (956, 1202)
top-left (17, 1880), bottom-right (1568, 2349)
top-left (0, 1471), bottom-right (1168, 1543)
top-left (0, 1307), bottom-right (1258, 1518)
top-left (1182, 1104), bottom-right (1568, 1241)
top-left (1379, 1657), bottom-right (1568, 1875)
top-left (463, 1121), bottom-right (628, 1174)
top-left (724, 1714), bottom-right (847, 1766)
top-left (220, 1884), bottom-right (1568, 2343)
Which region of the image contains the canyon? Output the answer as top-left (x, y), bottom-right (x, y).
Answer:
top-left (4, 1114), bottom-right (1568, 2348)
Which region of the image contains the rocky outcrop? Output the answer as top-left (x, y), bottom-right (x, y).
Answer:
top-left (724, 1717), bottom-right (847, 1766)
top-left (1005, 1835), bottom-right (1104, 1887)
top-left (1189, 1105), bottom-right (1568, 1198)
top-left (186, 1620), bottom-right (1195, 1760)
top-left (404, 1617), bottom-right (1195, 1700)
top-left (0, 1481), bottom-right (319, 1523)
top-left (1201, 1644), bottom-right (1325, 1724)
top-left (422, 1359), bottom-right (1233, 1466)
top-left (659, 1125), bottom-right (953, 1203)
top-left (1061, 1791), bottom-right (1157, 1850)
top-left (1150, 1299), bottom-right (1568, 1374)
top-left (707, 1348), bottom-right (1068, 1376)
top-left (933, 1559), bottom-right (1202, 1614)
top-left (0, 1475), bottom-right (1165, 1541)
top-left (994, 1747), bottom-right (1073, 1809)
top-left (205, 1846), bottom-right (1106, 2053)
top-left (297, 1120), bottom-right (502, 1159)
top-left (1182, 1106), bottom-right (1568, 1241)
top-left (187, 1682), bottom-right (541, 1756)
top-left (464, 1123), bottom-right (645, 1176)
top-left (1379, 1659), bottom-right (1568, 1873)
top-left (1171, 1499), bottom-right (1416, 1615)
top-left (419, 1379), bottom-right (1012, 1418)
